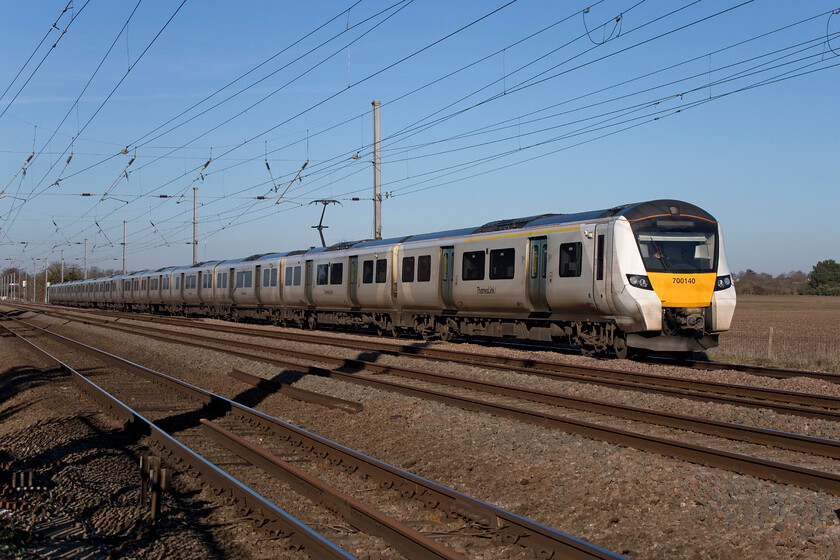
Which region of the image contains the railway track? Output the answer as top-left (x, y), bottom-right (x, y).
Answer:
top-left (0, 310), bottom-right (624, 560)
top-left (28, 302), bottom-right (840, 383)
top-left (12, 305), bottom-right (840, 497)
top-left (24, 303), bottom-right (840, 421)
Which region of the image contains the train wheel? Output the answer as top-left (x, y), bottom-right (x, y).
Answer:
top-left (612, 336), bottom-right (629, 360)
top-left (306, 315), bottom-right (317, 330)
top-left (438, 324), bottom-right (452, 342)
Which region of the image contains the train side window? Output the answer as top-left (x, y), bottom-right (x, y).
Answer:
top-left (362, 260), bottom-right (374, 284)
top-left (235, 271), bottom-right (244, 288)
top-left (596, 234), bottom-right (605, 281)
top-left (417, 255), bottom-right (431, 282)
top-left (317, 264), bottom-right (328, 285)
top-left (559, 242), bottom-right (582, 277)
top-left (330, 263), bottom-right (343, 285)
top-left (285, 267), bottom-right (293, 286)
top-left (462, 251), bottom-right (485, 281)
top-left (375, 259), bottom-right (387, 283)
top-left (217, 273), bottom-right (224, 289)
top-left (293, 266), bottom-right (301, 286)
top-left (271, 268), bottom-right (278, 287)
top-left (402, 257), bottom-right (415, 283)
top-left (244, 271), bottom-right (253, 288)
top-left (542, 243), bottom-right (547, 279)
top-left (489, 248), bottom-right (515, 280)
top-left (530, 244), bottom-right (539, 279)
top-left (263, 269), bottom-right (270, 288)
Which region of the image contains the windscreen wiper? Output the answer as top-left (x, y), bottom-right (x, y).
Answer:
top-left (650, 239), bottom-right (676, 272)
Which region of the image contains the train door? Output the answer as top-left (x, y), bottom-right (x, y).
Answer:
top-left (527, 237), bottom-right (548, 311)
top-left (197, 271), bottom-right (203, 302)
top-left (440, 246), bottom-right (455, 309)
top-left (348, 256), bottom-right (359, 308)
top-left (592, 224), bottom-right (612, 313)
top-left (304, 260), bottom-right (314, 305)
top-left (254, 265), bottom-right (262, 304)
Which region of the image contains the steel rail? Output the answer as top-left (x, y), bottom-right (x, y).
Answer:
top-left (20, 311), bottom-right (840, 497)
top-left (200, 419), bottom-right (469, 560)
top-left (0, 320), bottom-right (357, 560)
top-left (2, 314), bottom-right (625, 560)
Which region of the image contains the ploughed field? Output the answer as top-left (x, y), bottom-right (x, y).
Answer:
top-left (708, 295), bottom-right (840, 373)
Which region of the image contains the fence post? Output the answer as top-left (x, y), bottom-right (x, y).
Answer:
top-left (767, 326), bottom-right (774, 360)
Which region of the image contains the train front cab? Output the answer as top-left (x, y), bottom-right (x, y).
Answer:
top-left (618, 200), bottom-right (736, 354)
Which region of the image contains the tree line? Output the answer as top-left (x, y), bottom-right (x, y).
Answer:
top-left (734, 259), bottom-right (840, 295)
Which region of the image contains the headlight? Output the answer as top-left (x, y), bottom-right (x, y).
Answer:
top-left (626, 274), bottom-right (653, 290)
top-left (714, 275), bottom-right (732, 291)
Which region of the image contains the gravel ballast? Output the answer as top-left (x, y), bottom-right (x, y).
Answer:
top-left (3, 306), bottom-right (839, 559)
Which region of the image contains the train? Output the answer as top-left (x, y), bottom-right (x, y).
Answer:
top-left (48, 199), bottom-right (736, 358)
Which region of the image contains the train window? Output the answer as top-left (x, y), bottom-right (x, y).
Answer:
top-left (270, 268), bottom-right (278, 287)
top-left (293, 266), bottom-right (302, 286)
top-left (462, 251), bottom-right (485, 281)
top-left (362, 260), bottom-right (374, 284)
top-left (330, 263), bottom-right (343, 285)
top-left (244, 271), bottom-right (252, 288)
top-left (375, 259), bottom-right (387, 283)
top-left (151, 279), bottom-right (157, 291)
top-left (489, 249), bottom-right (515, 280)
top-left (596, 235), bottom-right (605, 281)
top-left (317, 264), bottom-right (328, 285)
top-left (530, 244), bottom-right (539, 279)
top-left (402, 257), bottom-right (415, 283)
top-left (141, 279), bottom-right (146, 290)
top-left (418, 255), bottom-right (431, 282)
top-left (559, 243), bottom-right (582, 277)
top-left (235, 272), bottom-right (244, 288)
top-left (175, 277), bottom-right (180, 289)
top-left (285, 267), bottom-right (293, 286)
top-left (263, 269), bottom-right (270, 288)
top-left (203, 274), bottom-right (212, 289)
top-left (542, 243), bottom-right (547, 279)
top-left (134, 280), bottom-right (139, 290)
top-left (125, 281), bottom-right (130, 291)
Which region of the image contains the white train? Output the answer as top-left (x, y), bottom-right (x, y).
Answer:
top-left (49, 199), bottom-right (736, 357)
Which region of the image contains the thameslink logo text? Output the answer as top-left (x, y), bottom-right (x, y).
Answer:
top-left (476, 286), bottom-right (496, 295)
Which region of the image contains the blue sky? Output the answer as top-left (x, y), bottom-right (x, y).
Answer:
top-left (1, 0), bottom-right (838, 276)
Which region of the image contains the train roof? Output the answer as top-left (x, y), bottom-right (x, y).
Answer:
top-left (50, 200), bottom-right (716, 288)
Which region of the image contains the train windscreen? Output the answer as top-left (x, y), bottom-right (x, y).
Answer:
top-left (631, 218), bottom-right (717, 273)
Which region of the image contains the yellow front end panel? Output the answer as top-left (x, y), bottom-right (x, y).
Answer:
top-left (648, 272), bottom-right (716, 308)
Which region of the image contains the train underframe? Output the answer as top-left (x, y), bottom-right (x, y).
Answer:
top-left (94, 300), bottom-right (719, 358)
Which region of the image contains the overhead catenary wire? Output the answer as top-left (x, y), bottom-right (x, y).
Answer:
top-left (8, 3), bottom-right (840, 270)
top-left (0, 0), bottom-right (89, 122)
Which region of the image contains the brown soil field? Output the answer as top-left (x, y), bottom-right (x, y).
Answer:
top-left (708, 295), bottom-right (840, 373)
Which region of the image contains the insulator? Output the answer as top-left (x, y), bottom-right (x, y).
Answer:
top-left (265, 160), bottom-right (271, 172)
top-left (66, 153), bottom-right (73, 165)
